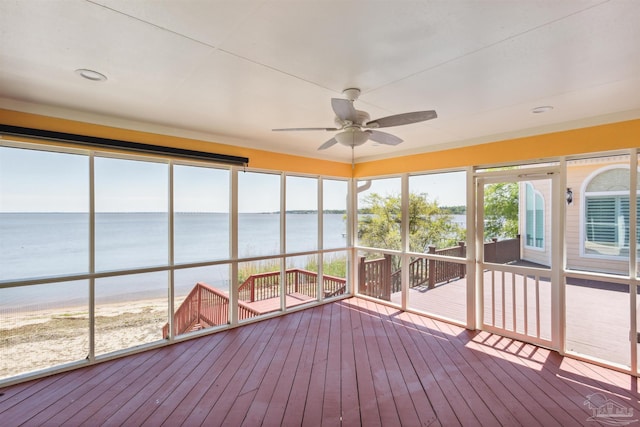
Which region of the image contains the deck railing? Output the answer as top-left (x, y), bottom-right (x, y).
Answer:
top-left (167, 270), bottom-right (347, 336)
top-left (430, 242), bottom-right (466, 287)
top-left (238, 268), bottom-right (346, 302)
top-left (163, 282), bottom-right (260, 338)
top-left (484, 236), bottom-right (520, 264)
top-left (359, 255), bottom-right (393, 300)
top-left (323, 274), bottom-right (348, 297)
top-left (361, 238), bottom-right (520, 301)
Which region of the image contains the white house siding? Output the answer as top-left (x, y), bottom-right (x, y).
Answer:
top-left (566, 157), bottom-right (631, 275)
top-left (521, 179), bottom-right (552, 267)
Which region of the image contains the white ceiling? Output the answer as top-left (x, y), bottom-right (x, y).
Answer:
top-left (1, 0), bottom-right (639, 164)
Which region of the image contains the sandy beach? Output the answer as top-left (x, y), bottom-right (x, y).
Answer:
top-left (0, 298), bottom-right (172, 379)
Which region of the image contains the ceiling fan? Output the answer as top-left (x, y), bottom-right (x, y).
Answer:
top-left (272, 88), bottom-right (437, 151)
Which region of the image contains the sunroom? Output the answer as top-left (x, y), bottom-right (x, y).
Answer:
top-left (2, 0), bottom-right (640, 425)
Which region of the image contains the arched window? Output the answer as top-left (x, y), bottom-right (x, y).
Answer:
top-left (584, 167), bottom-right (639, 257)
top-left (525, 182), bottom-right (544, 249)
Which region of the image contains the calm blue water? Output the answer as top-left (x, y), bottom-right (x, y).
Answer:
top-left (0, 213), bottom-right (347, 309)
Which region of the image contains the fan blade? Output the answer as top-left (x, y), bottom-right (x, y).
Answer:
top-left (368, 130), bottom-right (403, 146)
top-left (317, 137), bottom-right (339, 151)
top-left (331, 98), bottom-right (358, 123)
top-left (367, 110), bottom-right (437, 128)
top-left (272, 127), bottom-right (339, 131)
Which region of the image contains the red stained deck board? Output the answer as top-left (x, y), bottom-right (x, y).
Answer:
top-left (110, 331), bottom-right (226, 426)
top-left (383, 307), bottom-right (457, 426)
top-left (365, 300), bottom-right (422, 427)
top-left (227, 308), bottom-right (304, 426)
top-left (300, 303), bottom-right (332, 427)
top-left (260, 308), bottom-right (314, 426)
top-left (469, 331), bottom-right (592, 425)
top-left (181, 316), bottom-right (279, 425)
top-left (157, 320), bottom-right (268, 426)
top-left (137, 330), bottom-right (238, 426)
top-left (69, 337), bottom-right (210, 426)
top-left (375, 304), bottom-right (442, 427)
top-left (394, 307), bottom-right (483, 426)
top-left (337, 300), bottom-right (361, 426)
top-left (1, 297), bottom-right (639, 427)
top-left (206, 315), bottom-right (289, 422)
top-left (418, 313), bottom-right (529, 426)
top-left (321, 302), bottom-right (343, 425)
top-left (435, 321), bottom-right (561, 427)
top-left (345, 299), bottom-right (383, 427)
top-left (278, 304), bottom-right (323, 426)
top-left (23, 345), bottom-right (160, 426)
top-left (355, 298), bottom-right (402, 426)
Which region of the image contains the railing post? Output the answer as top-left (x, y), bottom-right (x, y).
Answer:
top-left (250, 277), bottom-right (255, 302)
top-left (458, 241), bottom-right (466, 279)
top-left (484, 238), bottom-right (497, 263)
top-left (359, 256), bottom-right (366, 295)
top-left (383, 254), bottom-right (392, 300)
top-left (428, 245), bottom-right (436, 289)
top-left (295, 269), bottom-right (299, 293)
top-left (197, 283), bottom-right (202, 326)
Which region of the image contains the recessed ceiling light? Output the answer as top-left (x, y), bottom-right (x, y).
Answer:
top-left (531, 105), bottom-right (553, 114)
top-left (75, 68), bottom-right (107, 82)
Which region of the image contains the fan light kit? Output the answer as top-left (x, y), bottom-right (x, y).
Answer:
top-left (273, 88), bottom-right (437, 151)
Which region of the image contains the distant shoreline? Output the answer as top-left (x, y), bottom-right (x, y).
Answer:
top-left (0, 211), bottom-right (348, 214)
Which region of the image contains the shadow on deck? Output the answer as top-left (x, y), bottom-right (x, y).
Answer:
top-left (387, 270), bottom-right (630, 367)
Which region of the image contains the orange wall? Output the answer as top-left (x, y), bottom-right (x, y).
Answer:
top-left (355, 118), bottom-right (640, 176)
top-left (2, 108), bottom-right (639, 178)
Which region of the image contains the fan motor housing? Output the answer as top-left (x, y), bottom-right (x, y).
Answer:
top-left (335, 110), bottom-right (370, 127)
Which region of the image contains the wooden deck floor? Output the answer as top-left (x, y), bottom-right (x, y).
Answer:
top-left (245, 292), bottom-right (316, 315)
top-left (392, 272), bottom-right (631, 366)
top-left (1, 297), bottom-right (638, 426)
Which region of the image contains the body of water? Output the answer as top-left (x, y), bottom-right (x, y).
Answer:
top-left (0, 212), bottom-right (347, 309)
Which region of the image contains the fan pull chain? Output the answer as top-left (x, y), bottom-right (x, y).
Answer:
top-left (351, 146), bottom-right (355, 170)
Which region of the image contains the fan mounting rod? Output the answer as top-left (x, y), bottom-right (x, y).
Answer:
top-left (342, 88), bottom-right (360, 102)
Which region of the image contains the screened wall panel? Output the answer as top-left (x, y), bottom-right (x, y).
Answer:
top-left (173, 165), bottom-right (229, 263)
top-left (0, 280), bottom-right (89, 379)
top-left (286, 176), bottom-right (318, 253)
top-left (94, 157), bottom-right (169, 271)
top-left (238, 172), bottom-right (281, 258)
top-left (408, 171), bottom-right (467, 255)
top-left (94, 272), bottom-right (168, 356)
top-left (0, 147), bottom-right (89, 280)
top-left (323, 179), bottom-right (348, 249)
top-left (357, 177), bottom-right (401, 251)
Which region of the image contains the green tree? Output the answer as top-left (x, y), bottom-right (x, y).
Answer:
top-left (483, 182), bottom-right (519, 240)
top-left (358, 192), bottom-right (465, 254)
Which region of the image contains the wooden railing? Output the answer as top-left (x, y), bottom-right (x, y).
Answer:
top-left (484, 236), bottom-right (520, 264)
top-left (238, 268), bottom-right (346, 302)
top-left (389, 243), bottom-right (467, 293)
top-left (167, 270), bottom-right (347, 336)
top-left (430, 242), bottom-right (466, 287)
top-left (323, 274), bottom-right (347, 297)
top-left (163, 282), bottom-right (260, 338)
top-left (359, 255), bottom-right (393, 300)
top-left (361, 238), bottom-right (520, 301)
top-left (167, 238), bottom-right (520, 336)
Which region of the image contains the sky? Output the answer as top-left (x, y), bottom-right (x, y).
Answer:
top-left (0, 145), bottom-right (465, 212)
top-left (357, 173), bottom-right (466, 207)
top-left (0, 146), bottom-right (348, 212)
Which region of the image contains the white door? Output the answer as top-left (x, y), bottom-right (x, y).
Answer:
top-left (476, 170), bottom-right (561, 349)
